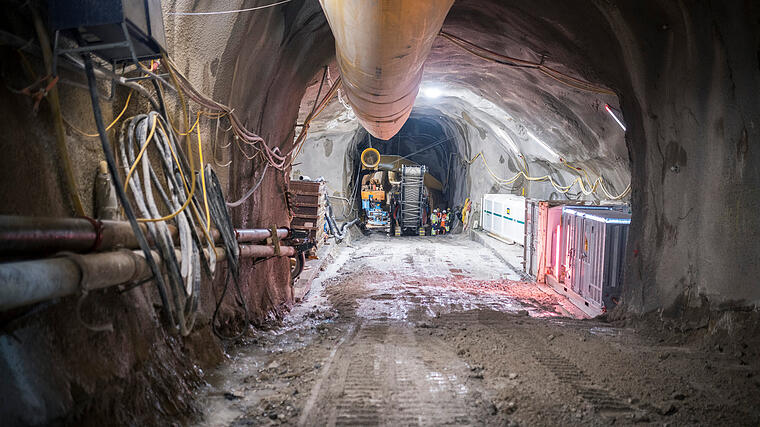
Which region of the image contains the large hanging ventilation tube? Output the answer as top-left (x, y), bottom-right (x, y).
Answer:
top-left (319, 0), bottom-right (454, 140)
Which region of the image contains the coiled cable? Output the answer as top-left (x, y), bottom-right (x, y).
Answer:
top-left (118, 112), bottom-right (203, 335)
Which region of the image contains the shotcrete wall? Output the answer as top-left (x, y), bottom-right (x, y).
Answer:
top-left (597, 1), bottom-right (760, 312)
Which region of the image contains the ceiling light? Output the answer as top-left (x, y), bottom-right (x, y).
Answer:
top-left (420, 86), bottom-right (443, 98)
top-left (605, 104), bottom-right (627, 131)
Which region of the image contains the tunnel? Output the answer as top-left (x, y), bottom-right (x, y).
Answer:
top-left (0, 0), bottom-right (758, 425)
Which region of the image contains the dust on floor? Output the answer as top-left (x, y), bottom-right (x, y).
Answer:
top-left (193, 234), bottom-right (760, 426)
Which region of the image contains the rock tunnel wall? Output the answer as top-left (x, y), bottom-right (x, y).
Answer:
top-left (597, 0), bottom-right (760, 313)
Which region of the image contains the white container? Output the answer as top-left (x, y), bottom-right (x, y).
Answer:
top-left (481, 194), bottom-right (526, 244)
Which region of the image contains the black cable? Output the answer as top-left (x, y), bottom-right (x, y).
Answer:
top-left (206, 166), bottom-right (250, 340)
top-left (310, 66), bottom-right (328, 116)
top-left (82, 52), bottom-right (175, 330)
top-left (151, 79), bottom-right (168, 120)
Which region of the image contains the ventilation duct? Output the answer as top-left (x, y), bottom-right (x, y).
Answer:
top-left (318, 0), bottom-right (454, 140)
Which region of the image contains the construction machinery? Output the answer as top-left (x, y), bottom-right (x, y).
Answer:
top-left (359, 148), bottom-right (435, 235)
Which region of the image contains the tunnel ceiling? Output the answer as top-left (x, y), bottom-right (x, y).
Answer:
top-left (297, 0), bottom-right (632, 200)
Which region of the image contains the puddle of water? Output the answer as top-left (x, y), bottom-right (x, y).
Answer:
top-left (589, 326), bottom-right (621, 336)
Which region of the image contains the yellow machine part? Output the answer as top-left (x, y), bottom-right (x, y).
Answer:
top-left (361, 190), bottom-right (386, 201)
top-left (318, 0), bottom-right (454, 140)
top-left (361, 147), bottom-right (381, 169)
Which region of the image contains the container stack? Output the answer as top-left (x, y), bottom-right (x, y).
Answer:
top-left (522, 199), bottom-right (631, 315)
top-left (289, 180), bottom-right (326, 254)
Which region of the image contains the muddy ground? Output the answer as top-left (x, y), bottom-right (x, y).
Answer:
top-left (192, 234), bottom-right (760, 426)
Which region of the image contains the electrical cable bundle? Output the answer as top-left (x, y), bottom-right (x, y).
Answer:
top-left (164, 57), bottom-right (342, 171)
top-left (204, 166), bottom-right (250, 340)
top-left (468, 152), bottom-right (631, 200)
top-left (118, 112), bottom-right (214, 336)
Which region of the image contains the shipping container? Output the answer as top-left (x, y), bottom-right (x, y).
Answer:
top-left (523, 200), bottom-right (596, 282)
top-left (481, 194), bottom-right (525, 244)
top-left (561, 207), bottom-right (631, 311)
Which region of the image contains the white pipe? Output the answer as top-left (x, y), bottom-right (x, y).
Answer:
top-left (319, 0), bottom-right (454, 140)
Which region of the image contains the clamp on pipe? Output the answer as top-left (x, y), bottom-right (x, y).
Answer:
top-left (269, 225), bottom-right (281, 256)
top-left (56, 251), bottom-right (114, 332)
top-left (81, 216), bottom-right (105, 252)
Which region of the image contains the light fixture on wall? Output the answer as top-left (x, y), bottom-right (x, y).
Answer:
top-left (526, 130), bottom-right (560, 160)
top-left (605, 104), bottom-right (627, 131)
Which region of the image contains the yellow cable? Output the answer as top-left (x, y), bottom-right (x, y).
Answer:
top-left (136, 120), bottom-right (197, 223)
top-left (138, 120), bottom-right (217, 258)
top-left (123, 115), bottom-right (159, 193)
top-left (137, 120), bottom-right (195, 222)
top-left (196, 113), bottom-right (212, 231)
top-left (66, 91), bottom-right (134, 137)
top-left (468, 151), bottom-right (630, 199)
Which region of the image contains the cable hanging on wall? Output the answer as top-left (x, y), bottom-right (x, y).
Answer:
top-left (467, 152), bottom-right (631, 200)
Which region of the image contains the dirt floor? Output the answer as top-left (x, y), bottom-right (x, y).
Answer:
top-left (192, 234), bottom-right (760, 426)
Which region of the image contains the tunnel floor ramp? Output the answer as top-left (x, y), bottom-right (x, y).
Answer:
top-left (193, 234), bottom-right (760, 426)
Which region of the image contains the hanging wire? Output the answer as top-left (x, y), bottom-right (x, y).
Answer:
top-left (167, 0), bottom-right (294, 16)
top-left (439, 31), bottom-right (617, 96)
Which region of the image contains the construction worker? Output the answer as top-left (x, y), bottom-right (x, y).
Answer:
top-left (431, 209), bottom-right (439, 234)
top-left (439, 209), bottom-right (447, 234)
top-left (461, 198), bottom-right (471, 230)
top-left (446, 208), bottom-right (453, 233)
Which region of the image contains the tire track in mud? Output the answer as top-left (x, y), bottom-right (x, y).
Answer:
top-left (531, 350), bottom-right (637, 418)
top-left (385, 327), bottom-right (472, 426)
top-left (297, 323), bottom-right (359, 426)
top-left (331, 323), bottom-right (389, 426)
top-left (443, 310), bottom-right (643, 422)
top-left (300, 320), bottom-right (487, 426)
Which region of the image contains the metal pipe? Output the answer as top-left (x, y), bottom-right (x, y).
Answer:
top-left (239, 244), bottom-right (296, 258)
top-left (0, 241), bottom-right (297, 312)
top-left (235, 228), bottom-right (289, 243)
top-left (0, 215), bottom-right (220, 255)
top-left (0, 249), bottom-right (156, 311)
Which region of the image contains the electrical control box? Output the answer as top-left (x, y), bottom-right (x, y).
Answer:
top-left (49, 0), bottom-right (166, 62)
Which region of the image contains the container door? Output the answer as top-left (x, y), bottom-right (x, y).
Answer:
top-left (563, 212), bottom-right (579, 287)
top-left (562, 212), bottom-right (572, 284)
top-left (529, 203), bottom-right (540, 276)
top-left (571, 216), bottom-right (585, 294)
top-left (523, 202), bottom-right (533, 274)
top-left (581, 220), bottom-right (603, 307)
top-left (536, 204), bottom-right (548, 282)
